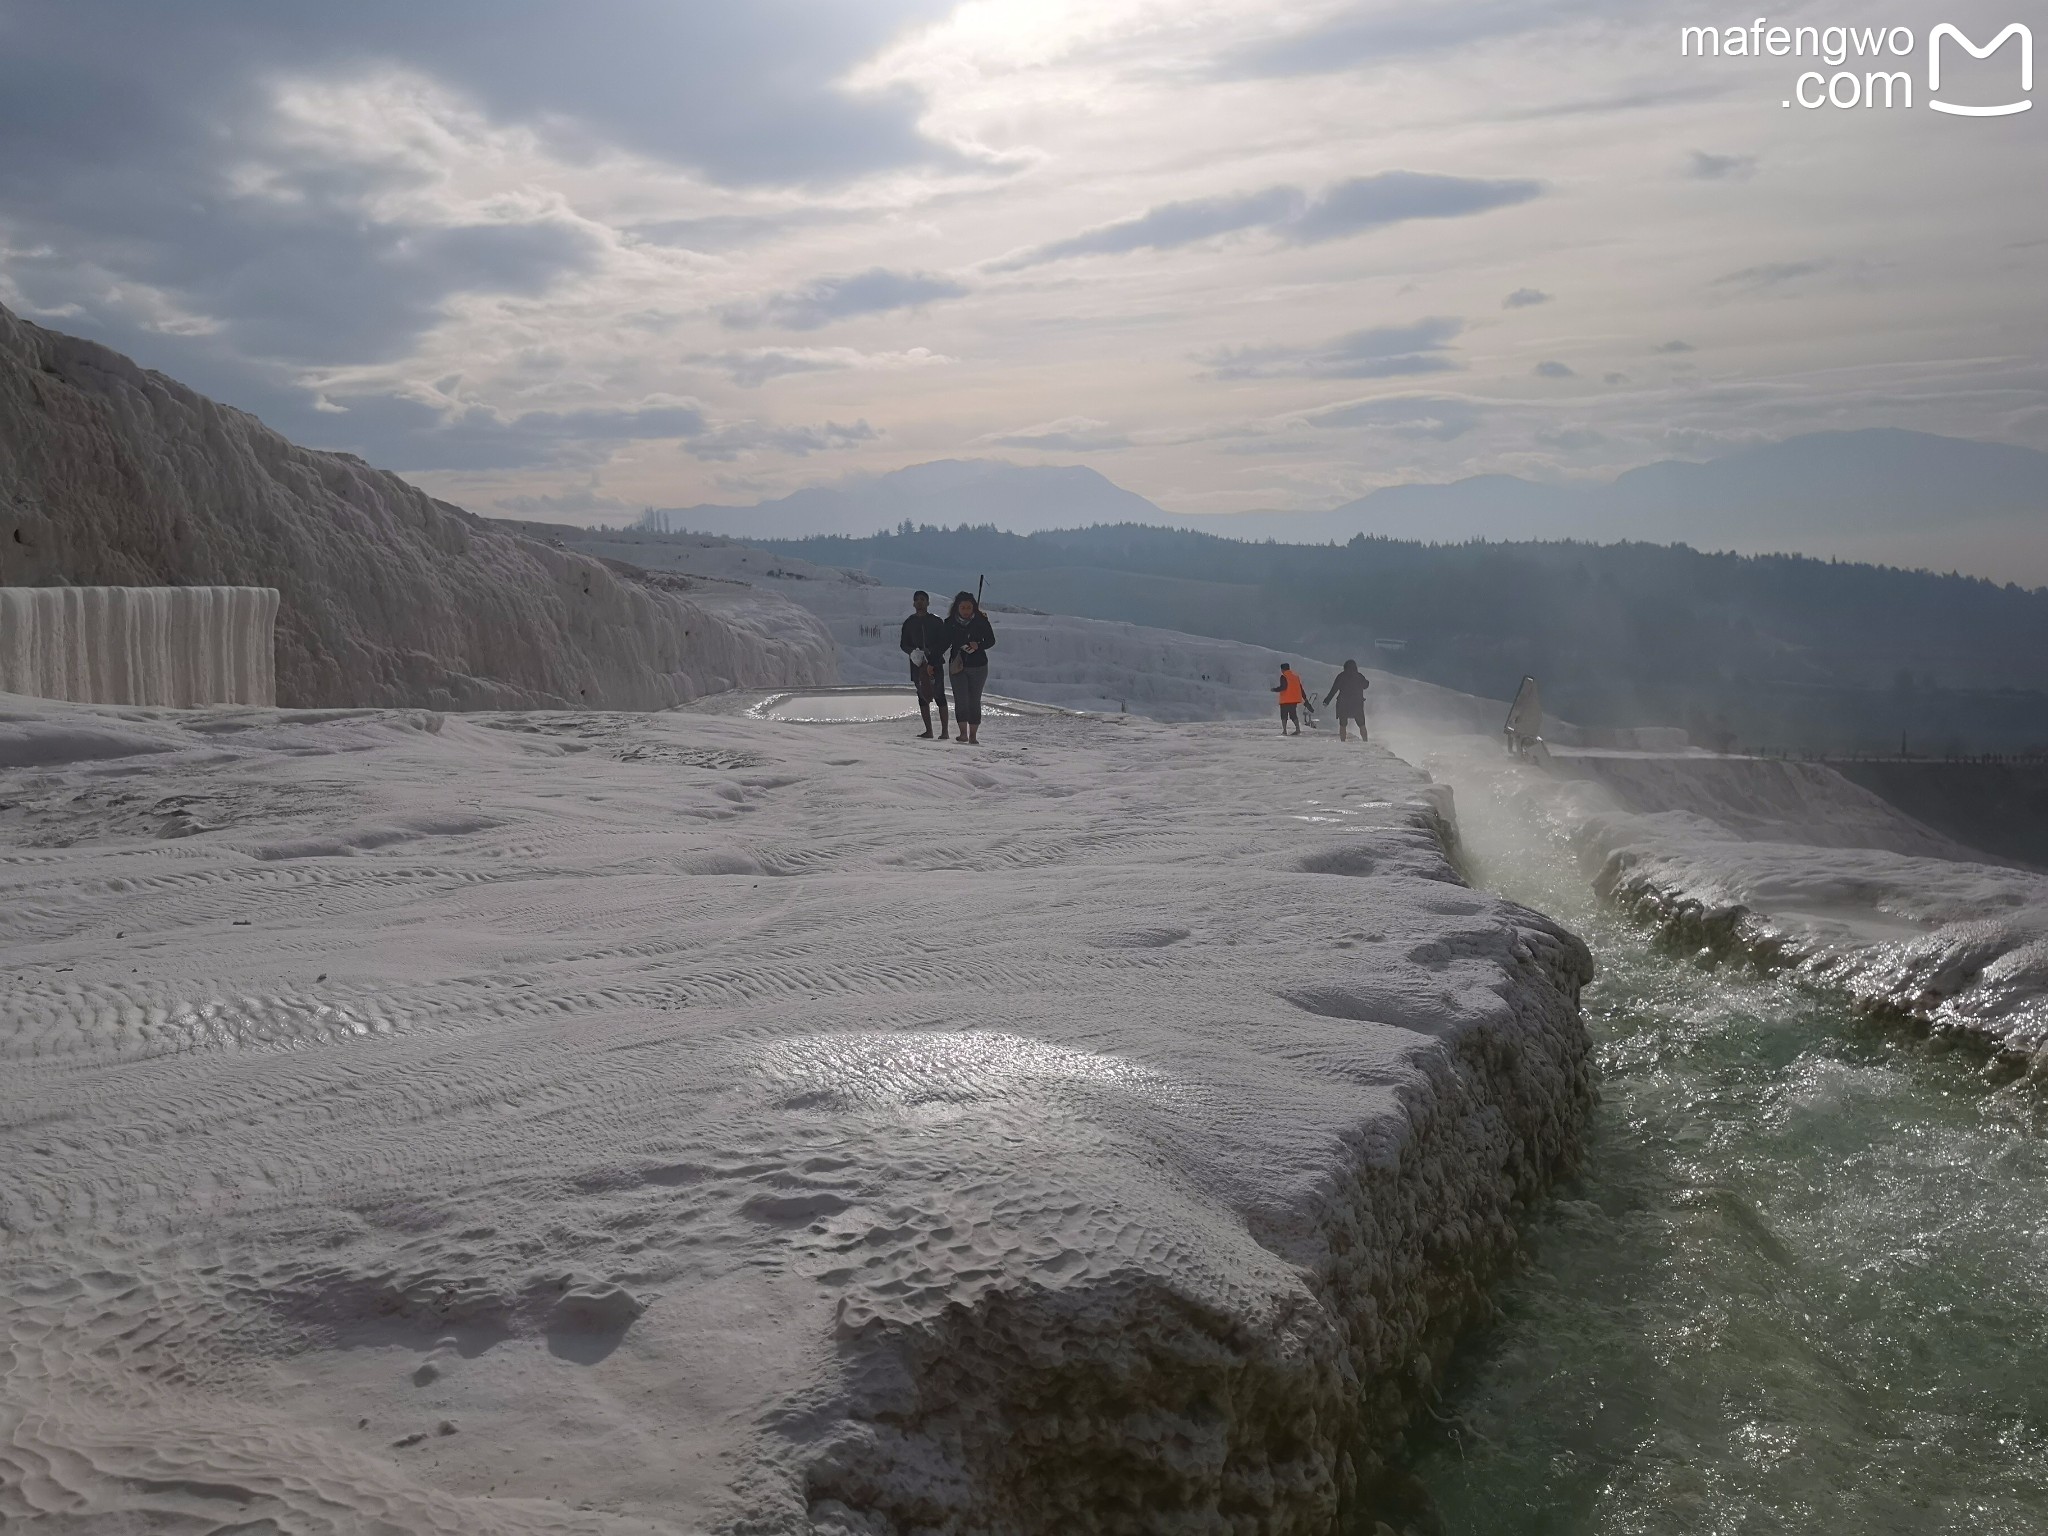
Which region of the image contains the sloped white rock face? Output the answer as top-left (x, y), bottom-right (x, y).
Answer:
top-left (1542, 748), bottom-right (1984, 859)
top-left (0, 585), bottom-right (278, 706)
top-left (1414, 734), bottom-right (2048, 1071)
top-left (1, 694), bottom-right (1592, 1534)
top-left (1591, 836), bottom-right (2048, 1070)
top-left (0, 306), bottom-right (834, 708)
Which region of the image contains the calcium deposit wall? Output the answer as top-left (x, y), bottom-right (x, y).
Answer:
top-left (1, 585), bottom-right (278, 706)
top-left (0, 303), bottom-right (835, 709)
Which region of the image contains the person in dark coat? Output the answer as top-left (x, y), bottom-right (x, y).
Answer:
top-left (945, 590), bottom-right (996, 745)
top-left (1323, 660), bottom-right (1371, 742)
top-left (899, 590), bottom-right (951, 739)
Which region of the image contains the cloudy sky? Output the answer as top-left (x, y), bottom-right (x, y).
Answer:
top-left (2, 0), bottom-right (2041, 528)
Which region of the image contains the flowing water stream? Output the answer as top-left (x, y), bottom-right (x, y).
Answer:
top-left (1407, 771), bottom-right (2048, 1534)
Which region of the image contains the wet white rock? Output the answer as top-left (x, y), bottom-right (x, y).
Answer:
top-left (1, 693), bottom-right (1592, 1533)
top-left (1424, 735), bottom-right (2048, 1067)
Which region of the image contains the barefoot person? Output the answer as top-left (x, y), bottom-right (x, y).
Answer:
top-left (945, 590), bottom-right (996, 745)
top-left (1272, 663), bottom-right (1306, 735)
top-left (1323, 659), bottom-right (1371, 743)
top-left (899, 590), bottom-right (951, 740)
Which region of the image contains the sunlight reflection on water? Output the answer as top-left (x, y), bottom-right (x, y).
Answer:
top-left (751, 689), bottom-right (1020, 723)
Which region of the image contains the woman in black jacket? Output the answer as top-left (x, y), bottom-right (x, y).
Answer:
top-left (1323, 659), bottom-right (1370, 742)
top-left (945, 590), bottom-right (996, 744)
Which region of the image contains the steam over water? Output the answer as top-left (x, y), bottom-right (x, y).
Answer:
top-left (1413, 762), bottom-right (2048, 1533)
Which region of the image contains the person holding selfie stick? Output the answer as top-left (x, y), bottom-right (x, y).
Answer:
top-left (946, 586), bottom-right (996, 745)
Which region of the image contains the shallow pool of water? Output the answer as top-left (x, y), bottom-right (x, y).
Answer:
top-left (752, 688), bottom-right (1020, 723)
top-left (1411, 788), bottom-right (2048, 1534)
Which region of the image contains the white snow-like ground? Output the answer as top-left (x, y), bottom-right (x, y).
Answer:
top-left (1397, 731), bottom-right (2048, 1071)
top-left (1, 690), bottom-right (1592, 1534)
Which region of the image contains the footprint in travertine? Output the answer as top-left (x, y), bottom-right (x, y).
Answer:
top-left (1083, 925), bottom-right (1192, 949)
top-left (1297, 845), bottom-right (1377, 877)
top-left (741, 1190), bottom-right (853, 1227)
top-left (531, 1276), bottom-right (648, 1364)
top-left (1281, 978), bottom-right (1477, 1040)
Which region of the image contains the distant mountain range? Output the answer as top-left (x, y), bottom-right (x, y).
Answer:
top-left (650, 459), bottom-right (1161, 541)
top-left (653, 430), bottom-right (2048, 586)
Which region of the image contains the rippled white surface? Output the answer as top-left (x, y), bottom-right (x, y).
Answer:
top-left (0, 697), bottom-right (1587, 1533)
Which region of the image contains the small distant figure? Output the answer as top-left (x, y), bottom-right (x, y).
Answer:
top-left (946, 590), bottom-right (996, 745)
top-left (900, 590), bottom-right (951, 740)
top-left (1324, 660), bottom-right (1371, 743)
top-left (1272, 663), bottom-right (1306, 735)
top-left (1503, 674), bottom-right (1548, 762)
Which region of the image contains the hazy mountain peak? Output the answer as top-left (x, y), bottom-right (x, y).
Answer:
top-left (650, 430), bottom-right (2046, 583)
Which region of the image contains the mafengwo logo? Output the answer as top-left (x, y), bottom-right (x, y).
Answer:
top-left (1680, 20), bottom-right (2032, 113)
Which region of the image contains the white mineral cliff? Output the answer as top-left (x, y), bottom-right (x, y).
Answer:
top-left (0, 585), bottom-right (279, 706)
top-left (0, 305), bottom-right (834, 708)
top-left (1, 692), bottom-right (1592, 1534)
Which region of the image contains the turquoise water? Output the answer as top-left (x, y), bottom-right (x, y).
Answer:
top-left (1413, 812), bottom-right (2048, 1534)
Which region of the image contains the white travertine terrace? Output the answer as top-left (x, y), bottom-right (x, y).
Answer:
top-left (0, 585), bottom-right (279, 706)
top-left (0, 693), bottom-right (1594, 1534)
top-left (0, 304), bottom-right (836, 710)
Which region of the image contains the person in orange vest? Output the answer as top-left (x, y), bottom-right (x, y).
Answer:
top-left (1272, 663), bottom-right (1307, 735)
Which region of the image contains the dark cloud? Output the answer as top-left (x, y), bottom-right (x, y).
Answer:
top-left (624, 208), bottom-right (861, 254)
top-left (1603, 371), bottom-right (1629, 385)
top-left (296, 391), bottom-right (872, 472)
top-left (1533, 359), bottom-right (1577, 378)
top-left (1, 1), bottom-right (959, 190)
top-left (1504, 287), bottom-right (1552, 308)
top-left (721, 269), bottom-right (969, 331)
top-left (994, 173), bottom-right (1539, 269)
top-left (1286, 173), bottom-right (1540, 244)
top-left (988, 187), bottom-right (1304, 268)
top-left (1653, 339), bottom-right (1698, 353)
top-left (1712, 259), bottom-right (1831, 291)
top-left (1688, 150), bottom-right (1759, 180)
top-left (1497, 83), bottom-right (1729, 121)
top-left (1204, 317), bottom-right (1463, 380)
top-left (1216, 0), bottom-right (1630, 77)
top-left (0, 0), bottom-right (956, 467)
top-left (302, 394), bottom-right (713, 472)
top-left (1300, 394), bottom-right (1483, 440)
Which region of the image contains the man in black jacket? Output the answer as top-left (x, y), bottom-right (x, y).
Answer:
top-left (900, 591), bottom-right (951, 739)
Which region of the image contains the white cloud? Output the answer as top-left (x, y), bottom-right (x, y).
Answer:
top-left (0, 0), bottom-right (2038, 526)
